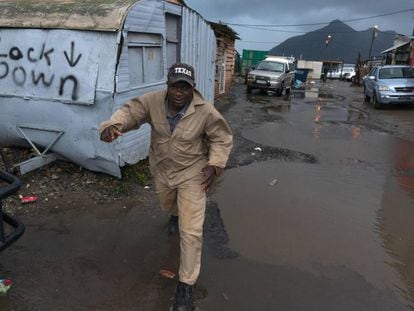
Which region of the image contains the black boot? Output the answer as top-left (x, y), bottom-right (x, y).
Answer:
top-left (171, 281), bottom-right (193, 311)
top-left (168, 215), bottom-right (179, 235)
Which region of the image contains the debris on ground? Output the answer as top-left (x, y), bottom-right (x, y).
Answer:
top-left (159, 269), bottom-right (176, 279)
top-left (18, 195), bottom-right (37, 204)
top-left (268, 179), bottom-right (278, 186)
top-left (0, 279), bottom-right (12, 295)
top-left (0, 147), bottom-right (153, 215)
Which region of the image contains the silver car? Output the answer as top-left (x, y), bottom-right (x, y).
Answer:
top-left (363, 65), bottom-right (414, 109)
top-left (246, 57), bottom-right (295, 96)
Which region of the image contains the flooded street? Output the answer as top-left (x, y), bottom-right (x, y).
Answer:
top-left (1, 80), bottom-right (414, 310)
top-left (203, 80), bottom-right (414, 310)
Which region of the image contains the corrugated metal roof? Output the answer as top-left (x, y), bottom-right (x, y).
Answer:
top-left (209, 21), bottom-right (240, 40)
top-left (0, 0), bottom-right (138, 31)
top-left (381, 41), bottom-right (411, 54)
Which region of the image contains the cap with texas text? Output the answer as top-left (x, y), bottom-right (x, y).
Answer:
top-left (167, 63), bottom-right (195, 87)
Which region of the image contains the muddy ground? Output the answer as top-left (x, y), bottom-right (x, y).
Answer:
top-left (0, 78), bottom-right (414, 310)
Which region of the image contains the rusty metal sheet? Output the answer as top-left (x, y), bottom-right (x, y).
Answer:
top-left (0, 0), bottom-right (136, 31)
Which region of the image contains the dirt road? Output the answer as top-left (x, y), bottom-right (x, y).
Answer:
top-left (1, 79), bottom-right (413, 310)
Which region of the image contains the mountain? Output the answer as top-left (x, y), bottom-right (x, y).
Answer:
top-left (268, 20), bottom-right (396, 63)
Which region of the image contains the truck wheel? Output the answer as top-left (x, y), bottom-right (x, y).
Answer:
top-left (276, 85), bottom-right (283, 97)
top-left (285, 85), bottom-right (291, 95)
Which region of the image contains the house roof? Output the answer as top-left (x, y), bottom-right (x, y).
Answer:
top-left (0, 0), bottom-right (138, 31)
top-left (381, 40), bottom-right (411, 54)
top-left (209, 21), bottom-right (240, 40)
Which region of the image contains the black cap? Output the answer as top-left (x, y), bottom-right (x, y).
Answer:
top-left (167, 63), bottom-right (195, 87)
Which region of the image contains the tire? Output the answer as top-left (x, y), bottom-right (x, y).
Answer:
top-left (373, 93), bottom-right (382, 109)
top-left (276, 83), bottom-right (284, 97)
top-left (363, 87), bottom-right (370, 103)
top-left (285, 87), bottom-right (291, 96)
top-left (247, 86), bottom-right (252, 94)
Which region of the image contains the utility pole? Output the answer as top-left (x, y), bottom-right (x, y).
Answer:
top-left (368, 25), bottom-right (379, 61)
top-left (322, 35), bottom-right (332, 82)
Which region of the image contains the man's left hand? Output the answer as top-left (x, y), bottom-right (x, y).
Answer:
top-left (201, 165), bottom-right (216, 192)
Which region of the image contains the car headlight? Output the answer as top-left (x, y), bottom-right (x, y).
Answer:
top-left (378, 85), bottom-right (390, 91)
top-left (247, 74), bottom-right (255, 80)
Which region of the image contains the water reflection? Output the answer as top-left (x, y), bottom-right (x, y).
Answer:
top-left (376, 139), bottom-right (414, 306)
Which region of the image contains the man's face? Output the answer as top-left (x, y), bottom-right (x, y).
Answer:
top-left (167, 81), bottom-right (194, 110)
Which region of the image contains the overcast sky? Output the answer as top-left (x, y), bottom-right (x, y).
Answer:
top-left (184, 0), bottom-right (414, 53)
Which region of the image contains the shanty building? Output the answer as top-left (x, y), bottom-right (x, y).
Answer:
top-left (209, 22), bottom-right (239, 98)
top-left (0, 0), bottom-right (216, 177)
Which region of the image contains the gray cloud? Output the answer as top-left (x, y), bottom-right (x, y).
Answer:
top-left (185, 0), bottom-right (413, 52)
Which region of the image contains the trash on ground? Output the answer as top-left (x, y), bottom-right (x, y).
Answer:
top-left (294, 79), bottom-right (303, 89)
top-left (19, 195), bottom-right (37, 204)
top-left (254, 147), bottom-right (262, 152)
top-left (268, 179), bottom-right (278, 186)
top-left (222, 292), bottom-right (229, 301)
top-left (159, 269), bottom-right (176, 279)
top-left (144, 186), bottom-right (150, 189)
top-left (0, 279), bottom-right (12, 295)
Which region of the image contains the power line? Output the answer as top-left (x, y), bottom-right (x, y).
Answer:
top-left (237, 24), bottom-right (396, 35)
top-left (241, 40), bottom-right (283, 44)
top-left (222, 8), bottom-right (413, 28)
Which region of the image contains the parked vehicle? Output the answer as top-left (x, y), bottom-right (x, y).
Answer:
top-left (342, 67), bottom-right (356, 81)
top-left (246, 57), bottom-right (295, 96)
top-left (363, 65), bottom-right (414, 109)
top-left (328, 67), bottom-right (356, 80)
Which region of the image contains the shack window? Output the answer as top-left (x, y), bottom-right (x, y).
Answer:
top-left (127, 33), bottom-right (163, 86)
top-left (166, 13), bottom-right (181, 69)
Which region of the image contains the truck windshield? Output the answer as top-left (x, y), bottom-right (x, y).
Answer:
top-left (256, 61), bottom-right (284, 72)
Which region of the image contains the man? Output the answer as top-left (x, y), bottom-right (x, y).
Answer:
top-left (100, 63), bottom-right (233, 310)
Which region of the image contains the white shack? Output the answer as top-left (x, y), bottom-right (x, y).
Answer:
top-left (0, 0), bottom-right (216, 177)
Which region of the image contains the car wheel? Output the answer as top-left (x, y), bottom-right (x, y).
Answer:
top-left (373, 92), bottom-right (382, 109)
top-left (276, 84), bottom-right (283, 97)
top-left (363, 87), bottom-right (370, 103)
top-left (285, 87), bottom-right (291, 95)
top-left (247, 86), bottom-right (252, 94)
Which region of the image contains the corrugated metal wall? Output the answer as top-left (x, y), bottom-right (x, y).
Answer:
top-left (181, 7), bottom-right (216, 103)
top-left (0, 29), bottom-right (122, 176)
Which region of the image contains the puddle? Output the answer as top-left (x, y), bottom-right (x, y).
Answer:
top-left (0, 201), bottom-right (176, 310)
top-left (242, 108), bottom-right (395, 167)
top-left (212, 159), bottom-right (414, 308)
top-left (263, 104), bottom-right (291, 114)
top-left (210, 90), bottom-right (414, 308)
top-left (200, 80), bottom-right (414, 310)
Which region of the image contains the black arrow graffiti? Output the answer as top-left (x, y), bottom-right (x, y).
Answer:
top-left (63, 41), bottom-right (82, 67)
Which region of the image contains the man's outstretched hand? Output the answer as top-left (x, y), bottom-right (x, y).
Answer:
top-left (201, 165), bottom-right (216, 192)
top-left (100, 125), bottom-right (123, 143)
